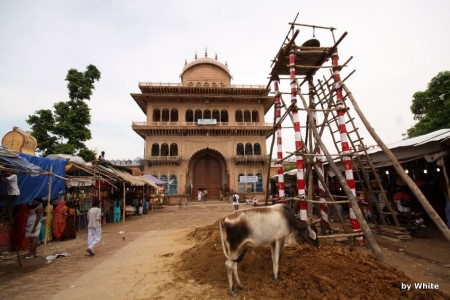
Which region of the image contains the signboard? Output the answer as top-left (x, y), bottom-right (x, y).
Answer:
top-left (197, 119), bottom-right (217, 125)
top-left (239, 176), bottom-right (258, 183)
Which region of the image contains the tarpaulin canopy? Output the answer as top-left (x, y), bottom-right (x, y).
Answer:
top-left (137, 175), bottom-right (158, 188)
top-left (144, 174), bottom-right (166, 185)
top-left (0, 153), bottom-right (66, 205)
top-left (112, 168), bottom-right (148, 186)
top-left (0, 146), bottom-right (42, 174)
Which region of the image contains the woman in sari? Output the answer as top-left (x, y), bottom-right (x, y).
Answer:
top-left (52, 200), bottom-right (67, 241)
top-left (12, 204), bottom-right (29, 250)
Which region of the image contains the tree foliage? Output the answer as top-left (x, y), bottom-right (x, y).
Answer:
top-left (406, 71), bottom-right (450, 138)
top-left (27, 65), bottom-right (101, 162)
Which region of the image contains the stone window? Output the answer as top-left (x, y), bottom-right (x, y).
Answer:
top-left (252, 110), bottom-right (259, 122)
top-left (162, 109), bottom-right (170, 122)
top-left (153, 109), bottom-right (161, 122)
top-left (256, 173), bottom-right (263, 192)
top-left (186, 109), bottom-right (194, 122)
top-left (254, 143), bottom-right (261, 155)
top-left (245, 143), bottom-right (253, 155)
top-left (170, 143), bottom-right (178, 156)
top-left (237, 172), bottom-right (245, 193)
top-left (244, 110), bottom-right (251, 122)
top-left (151, 143), bottom-right (159, 156)
top-left (236, 143), bottom-right (244, 155)
top-left (221, 110), bottom-right (228, 122)
top-left (195, 109), bottom-right (202, 122)
top-left (168, 175), bottom-right (178, 195)
top-left (235, 110), bottom-right (243, 122)
top-left (171, 109), bottom-right (178, 122)
top-left (212, 110), bottom-right (220, 121)
top-left (161, 175), bottom-right (168, 192)
top-left (161, 143), bottom-right (169, 156)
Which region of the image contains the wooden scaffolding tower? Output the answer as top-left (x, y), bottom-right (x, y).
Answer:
top-left (265, 17), bottom-right (450, 263)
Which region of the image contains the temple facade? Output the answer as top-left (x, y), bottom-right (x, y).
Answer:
top-left (131, 54), bottom-right (274, 201)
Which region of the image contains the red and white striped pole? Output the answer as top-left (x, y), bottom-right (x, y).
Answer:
top-left (331, 51), bottom-right (364, 245)
top-left (274, 79), bottom-right (285, 201)
top-left (290, 52), bottom-right (307, 220)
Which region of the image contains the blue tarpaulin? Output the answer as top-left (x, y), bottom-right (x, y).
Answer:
top-left (1, 153), bottom-right (66, 206)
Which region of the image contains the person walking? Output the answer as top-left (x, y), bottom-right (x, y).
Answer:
top-left (232, 192), bottom-right (240, 210)
top-left (25, 198), bottom-right (44, 258)
top-left (113, 199), bottom-right (121, 223)
top-left (87, 200), bottom-right (102, 256)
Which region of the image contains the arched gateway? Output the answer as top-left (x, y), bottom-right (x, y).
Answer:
top-left (189, 149), bottom-right (227, 200)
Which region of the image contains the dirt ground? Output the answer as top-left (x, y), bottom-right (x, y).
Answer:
top-left (0, 201), bottom-right (449, 299)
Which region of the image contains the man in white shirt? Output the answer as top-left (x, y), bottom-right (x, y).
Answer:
top-left (1, 171), bottom-right (20, 221)
top-left (87, 200), bottom-right (102, 256)
top-left (232, 192), bottom-right (240, 210)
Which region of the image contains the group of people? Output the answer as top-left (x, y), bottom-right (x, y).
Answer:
top-left (1, 171), bottom-right (103, 258)
top-left (197, 189), bottom-right (208, 201)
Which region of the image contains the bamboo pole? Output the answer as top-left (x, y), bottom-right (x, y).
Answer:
top-left (43, 164), bottom-right (53, 257)
top-left (343, 85), bottom-right (450, 242)
top-left (122, 182), bottom-right (126, 224)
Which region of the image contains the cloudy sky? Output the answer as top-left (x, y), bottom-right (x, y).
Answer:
top-left (1, 0), bottom-right (449, 160)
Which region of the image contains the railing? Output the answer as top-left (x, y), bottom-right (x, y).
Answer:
top-left (138, 82), bottom-right (266, 89)
top-left (132, 121), bottom-right (273, 127)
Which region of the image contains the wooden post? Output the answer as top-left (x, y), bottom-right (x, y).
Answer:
top-left (42, 164), bottom-right (53, 257)
top-left (343, 85), bottom-right (450, 242)
top-left (122, 182), bottom-right (126, 224)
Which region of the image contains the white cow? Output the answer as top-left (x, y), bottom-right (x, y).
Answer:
top-left (219, 204), bottom-right (320, 296)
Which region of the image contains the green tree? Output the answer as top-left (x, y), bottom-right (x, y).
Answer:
top-left (406, 71), bottom-right (450, 138)
top-left (27, 64), bottom-right (101, 162)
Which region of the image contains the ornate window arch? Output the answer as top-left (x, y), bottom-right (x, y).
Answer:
top-left (212, 110), bottom-right (220, 121)
top-left (161, 143), bottom-right (169, 156)
top-left (153, 109), bottom-right (161, 122)
top-left (170, 143), bottom-right (178, 156)
top-left (221, 110), bottom-right (228, 122)
top-left (244, 110), bottom-right (251, 122)
top-left (195, 109), bottom-right (202, 122)
top-left (151, 143), bottom-right (159, 156)
top-left (236, 143), bottom-right (244, 155)
top-left (162, 109), bottom-right (170, 122)
top-left (204, 109), bottom-right (211, 119)
top-left (235, 110), bottom-right (243, 122)
top-left (252, 110), bottom-right (259, 122)
top-left (245, 143), bottom-right (253, 155)
top-left (254, 143), bottom-right (261, 155)
top-left (171, 109), bottom-right (178, 122)
top-left (186, 109), bottom-right (194, 122)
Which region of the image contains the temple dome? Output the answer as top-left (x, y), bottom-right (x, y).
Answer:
top-left (180, 56), bottom-right (232, 87)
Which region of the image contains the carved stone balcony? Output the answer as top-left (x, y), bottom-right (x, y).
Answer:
top-left (144, 156), bottom-right (182, 166)
top-left (232, 155), bottom-right (267, 165)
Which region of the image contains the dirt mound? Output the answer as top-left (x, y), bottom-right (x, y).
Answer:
top-left (176, 223), bottom-right (447, 299)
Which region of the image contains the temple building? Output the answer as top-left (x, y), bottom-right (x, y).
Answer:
top-left (131, 53), bottom-right (274, 201)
